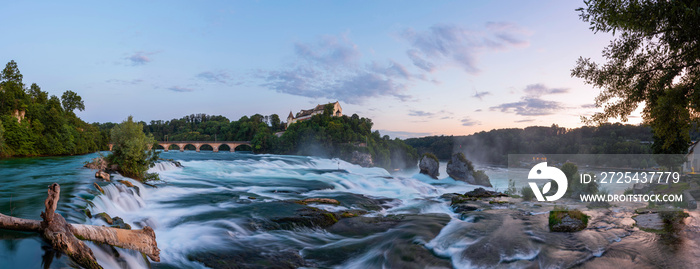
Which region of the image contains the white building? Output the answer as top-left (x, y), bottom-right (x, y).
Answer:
top-left (684, 141), bottom-right (699, 173)
top-left (286, 101), bottom-right (343, 128)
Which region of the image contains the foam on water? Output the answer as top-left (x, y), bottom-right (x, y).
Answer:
top-left (72, 153), bottom-right (699, 269)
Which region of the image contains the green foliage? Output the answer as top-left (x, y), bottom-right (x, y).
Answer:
top-left (0, 61), bottom-right (100, 158)
top-left (560, 162), bottom-right (578, 182)
top-left (659, 210), bottom-right (690, 234)
top-left (505, 179), bottom-right (517, 196)
top-left (61, 90), bottom-right (85, 113)
top-left (549, 206), bottom-right (589, 228)
top-left (572, 0), bottom-right (700, 154)
top-left (520, 186), bottom-right (534, 201)
top-left (107, 116), bottom-right (160, 182)
top-left (99, 106), bottom-right (418, 170)
top-left (560, 162), bottom-right (599, 198)
top-left (280, 112), bottom-right (418, 170)
top-left (0, 118), bottom-right (5, 156)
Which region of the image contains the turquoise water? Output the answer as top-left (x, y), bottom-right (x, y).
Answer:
top-left (1, 152), bottom-right (698, 268)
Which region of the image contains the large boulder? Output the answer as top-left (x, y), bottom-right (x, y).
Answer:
top-left (419, 153), bottom-right (440, 179)
top-left (446, 153), bottom-right (491, 187)
top-left (350, 151), bottom-right (374, 167)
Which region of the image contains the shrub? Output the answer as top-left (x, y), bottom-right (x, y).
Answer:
top-left (521, 186), bottom-right (535, 201)
top-left (107, 116), bottom-right (160, 182)
top-left (505, 179), bottom-right (517, 196)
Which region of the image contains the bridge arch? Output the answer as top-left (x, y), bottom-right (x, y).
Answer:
top-left (217, 144), bottom-right (231, 152)
top-left (199, 144), bottom-right (214, 151)
top-left (183, 144), bottom-right (199, 152)
top-left (233, 144), bottom-right (253, 152)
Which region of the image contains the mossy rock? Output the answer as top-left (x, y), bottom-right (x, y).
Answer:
top-left (422, 153), bottom-right (439, 163)
top-left (111, 216), bottom-right (132, 230)
top-left (95, 212), bottom-right (113, 225)
top-left (549, 209), bottom-right (589, 232)
top-left (297, 198), bottom-right (341, 205)
top-left (270, 207), bottom-right (340, 229)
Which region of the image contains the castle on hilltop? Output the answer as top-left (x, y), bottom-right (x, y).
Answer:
top-left (286, 101), bottom-right (343, 128)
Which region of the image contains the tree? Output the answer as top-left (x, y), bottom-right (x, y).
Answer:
top-left (61, 90), bottom-right (85, 113)
top-left (107, 116), bottom-right (159, 181)
top-left (0, 60), bottom-right (23, 84)
top-left (572, 0), bottom-right (700, 154)
top-left (270, 114), bottom-right (281, 131)
top-left (0, 118), bottom-right (5, 156)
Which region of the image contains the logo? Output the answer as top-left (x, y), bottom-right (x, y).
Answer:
top-left (527, 162), bottom-right (568, 201)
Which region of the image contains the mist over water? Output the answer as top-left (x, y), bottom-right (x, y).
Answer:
top-left (0, 152), bottom-right (698, 268)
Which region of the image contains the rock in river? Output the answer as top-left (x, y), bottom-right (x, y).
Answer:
top-left (418, 153), bottom-right (439, 179)
top-left (446, 153), bottom-right (491, 187)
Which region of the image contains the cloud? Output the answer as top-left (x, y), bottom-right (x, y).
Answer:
top-left (401, 22), bottom-right (530, 73)
top-left (474, 109), bottom-right (483, 112)
top-left (106, 78), bottom-right (143, 85)
top-left (407, 49), bottom-right (436, 72)
top-left (197, 71), bottom-right (231, 84)
top-left (461, 117), bottom-right (480, 126)
top-left (407, 109), bottom-right (453, 118)
top-left (490, 97), bottom-right (564, 116)
top-left (523, 83), bottom-right (569, 96)
top-left (490, 83), bottom-right (570, 116)
top-left (472, 90), bottom-right (491, 100)
top-left (377, 129), bottom-right (432, 139)
top-left (409, 110), bottom-right (434, 117)
top-left (168, 86), bottom-right (195, 92)
top-left (259, 34), bottom-right (413, 104)
top-left (126, 51), bottom-right (157, 66)
top-left (514, 119), bottom-right (535, 123)
top-left (581, 104), bottom-right (597, 109)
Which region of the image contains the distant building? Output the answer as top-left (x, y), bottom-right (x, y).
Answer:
top-left (286, 101), bottom-right (343, 128)
top-left (684, 141), bottom-right (699, 173)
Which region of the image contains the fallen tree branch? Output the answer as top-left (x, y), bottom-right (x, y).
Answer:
top-left (0, 183), bottom-right (160, 268)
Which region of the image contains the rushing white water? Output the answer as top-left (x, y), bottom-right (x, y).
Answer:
top-left (75, 152), bottom-right (700, 268)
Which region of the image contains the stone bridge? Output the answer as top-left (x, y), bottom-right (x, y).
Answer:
top-left (108, 141), bottom-right (252, 152)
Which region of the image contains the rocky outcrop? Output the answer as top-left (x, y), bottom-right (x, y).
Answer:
top-left (419, 153), bottom-right (440, 179)
top-left (446, 153), bottom-right (491, 187)
top-left (350, 151), bottom-right (373, 167)
top-left (463, 188), bottom-right (507, 198)
top-left (549, 210), bottom-right (588, 232)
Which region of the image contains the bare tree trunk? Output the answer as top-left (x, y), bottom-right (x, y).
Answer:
top-left (71, 224), bottom-right (160, 262)
top-left (0, 214), bottom-right (41, 232)
top-left (0, 183), bottom-right (160, 268)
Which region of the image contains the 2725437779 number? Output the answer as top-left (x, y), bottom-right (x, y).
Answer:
top-left (581, 171), bottom-right (680, 184)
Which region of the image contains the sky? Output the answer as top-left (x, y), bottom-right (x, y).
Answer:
top-left (0, 0), bottom-right (643, 139)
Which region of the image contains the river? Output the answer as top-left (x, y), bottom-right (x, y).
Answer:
top-left (1, 152), bottom-right (699, 268)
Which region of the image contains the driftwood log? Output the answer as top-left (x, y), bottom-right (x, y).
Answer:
top-left (0, 183), bottom-right (160, 268)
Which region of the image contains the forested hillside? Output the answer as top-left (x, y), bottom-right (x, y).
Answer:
top-left (0, 61), bottom-right (100, 157)
top-left (124, 104), bottom-right (419, 170)
top-left (405, 123), bottom-right (655, 165)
